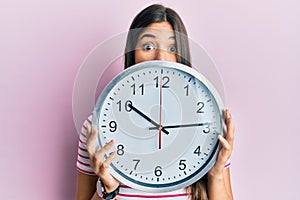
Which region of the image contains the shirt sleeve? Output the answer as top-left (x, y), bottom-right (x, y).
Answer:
top-left (76, 115), bottom-right (96, 175)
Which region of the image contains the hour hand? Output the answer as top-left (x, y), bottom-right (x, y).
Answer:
top-left (127, 104), bottom-right (169, 135)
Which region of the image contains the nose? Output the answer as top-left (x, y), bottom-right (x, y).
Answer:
top-left (155, 49), bottom-right (168, 61)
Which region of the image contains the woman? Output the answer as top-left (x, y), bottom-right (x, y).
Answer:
top-left (76, 4), bottom-right (234, 200)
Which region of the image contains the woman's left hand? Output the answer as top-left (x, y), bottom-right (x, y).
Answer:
top-left (209, 109), bottom-right (235, 176)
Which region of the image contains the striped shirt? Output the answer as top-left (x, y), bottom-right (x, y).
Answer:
top-left (77, 116), bottom-right (231, 199)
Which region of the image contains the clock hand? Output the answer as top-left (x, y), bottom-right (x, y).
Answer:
top-left (149, 122), bottom-right (210, 130)
top-left (127, 104), bottom-right (169, 135)
top-left (158, 75), bottom-right (163, 149)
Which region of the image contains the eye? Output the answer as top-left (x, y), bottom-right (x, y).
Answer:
top-left (169, 45), bottom-right (177, 53)
top-left (142, 43), bottom-right (155, 51)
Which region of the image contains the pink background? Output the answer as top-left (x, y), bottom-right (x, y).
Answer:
top-left (1, 0), bottom-right (299, 199)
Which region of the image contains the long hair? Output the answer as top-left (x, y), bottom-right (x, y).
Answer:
top-left (124, 4), bottom-right (191, 69)
top-left (123, 4), bottom-right (208, 200)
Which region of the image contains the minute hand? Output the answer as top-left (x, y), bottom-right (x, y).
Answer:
top-left (128, 104), bottom-right (169, 135)
top-left (149, 122), bottom-right (210, 130)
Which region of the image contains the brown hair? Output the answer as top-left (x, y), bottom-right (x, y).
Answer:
top-left (124, 4), bottom-right (208, 200)
top-left (124, 4), bottom-right (191, 69)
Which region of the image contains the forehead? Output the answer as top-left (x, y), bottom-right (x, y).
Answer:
top-left (147, 21), bottom-right (174, 30)
top-left (139, 22), bottom-right (175, 39)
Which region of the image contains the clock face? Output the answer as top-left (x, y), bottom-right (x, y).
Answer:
top-left (92, 60), bottom-right (224, 192)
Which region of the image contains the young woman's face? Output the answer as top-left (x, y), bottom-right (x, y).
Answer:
top-left (134, 22), bottom-right (177, 64)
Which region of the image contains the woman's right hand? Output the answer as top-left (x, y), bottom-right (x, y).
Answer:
top-left (86, 125), bottom-right (120, 193)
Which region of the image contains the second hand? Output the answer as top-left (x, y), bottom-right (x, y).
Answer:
top-left (158, 75), bottom-right (163, 149)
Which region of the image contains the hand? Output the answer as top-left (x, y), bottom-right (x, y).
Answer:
top-left (86, 125), bottom-right (120, 193)
top-left (208, 109), bottom-right (235, 177)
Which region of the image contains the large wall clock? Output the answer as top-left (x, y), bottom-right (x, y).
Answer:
top-left (92, 60), bottom-right (225, 192)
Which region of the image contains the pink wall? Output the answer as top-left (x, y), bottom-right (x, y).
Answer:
top-left (1, 0), bottom-right (299, 199)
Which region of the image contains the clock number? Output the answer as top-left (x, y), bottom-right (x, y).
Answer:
top-left (154, 166), bottom-right (162, 177)
top-left (194, 146), bottom-right (201, 156)
top-left (179, 160), bottom-right (187, 170)
top-left (203, 124), bottom-right (210, 134)
top-left (117, 144), bottom-right (124, 156)
top-left (125, 100), bottom-right (133, 112)
top-left (117, 100), bottom-right (121, 111)
top-left (116, 100), bottom-right (132, 112)
top-left (131, 83), bottom-right (144, 95)
top-left (133, 159), bottom-right (140, 170)
top-left (184, 85), bottom-right (189, 96)
top-left (109, 121), bottom-right (117, 132)
top-left (196, 102), bottom-right (205, 113)
top-left (154, 76), bottom-right (170, 88)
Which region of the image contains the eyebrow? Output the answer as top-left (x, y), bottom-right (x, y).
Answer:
top-left (140, 33), bottom-right (176, 40)
top-left (140, 34), bottom-right (156, 40)
top-left (168, 35), bottom-right (176, 40)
